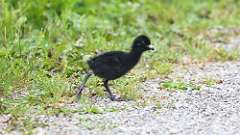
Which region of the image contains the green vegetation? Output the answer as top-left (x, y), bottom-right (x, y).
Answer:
top-left (202, 77), bottom-right (223, 86)
top-left (160, 77), bottom-right (223, 91)
top-left (160, 81), bottom-right (200, 90)
top-left (0, 0), bottom-right (240, 130)
top-left (160, 80), bottom-right (201, 91)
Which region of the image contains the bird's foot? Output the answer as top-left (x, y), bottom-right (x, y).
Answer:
top-left (110, 94), bottom-right (124, 101)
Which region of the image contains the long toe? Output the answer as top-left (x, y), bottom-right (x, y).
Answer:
top-left (110, 94), bottom-right (124, 101)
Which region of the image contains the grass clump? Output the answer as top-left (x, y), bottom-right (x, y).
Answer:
top-left (160, 80), bottom-right (201, 91)
top-left (202, 78), bottom-right (223, 86)
top-left (30, 74), bottom-right (70, 104)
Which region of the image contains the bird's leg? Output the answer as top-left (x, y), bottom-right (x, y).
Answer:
top-left (103, 80), bottom-right (122, 101)
top-left (76, 72), bottom-right (92, 100)
top-left (103, 80), bottom-right (115, 100)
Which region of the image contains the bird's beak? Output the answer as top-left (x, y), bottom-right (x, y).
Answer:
top-left (147, 44), bottom-right (155, 50)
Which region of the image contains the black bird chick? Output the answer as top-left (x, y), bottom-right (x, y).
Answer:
top-left (76, 35), bottom-right (154, 101)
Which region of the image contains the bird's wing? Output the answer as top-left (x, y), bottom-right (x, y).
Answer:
top-left (88, 51), bottom-right (131, 79)
top-left (95, 53), bottom-right (123, 68)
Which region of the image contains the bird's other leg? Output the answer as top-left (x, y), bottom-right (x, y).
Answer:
top-left (103, 80), bottom-right (122, 101)
top-left (76, 72), bottom-right (92, 100)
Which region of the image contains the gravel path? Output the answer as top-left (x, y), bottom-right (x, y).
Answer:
top-left (2, 61), bottom-right (240, 135)
top-left (81, 61), bottom-right (240, 135)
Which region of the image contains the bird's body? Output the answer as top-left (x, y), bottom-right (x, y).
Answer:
top-left (87, 50), bottom-right (142, 80)
top-left (76, 35), bottom-right (154, 101)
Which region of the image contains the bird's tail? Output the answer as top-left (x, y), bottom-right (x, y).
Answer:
top-left (76, 72), bottom-right (92, 101)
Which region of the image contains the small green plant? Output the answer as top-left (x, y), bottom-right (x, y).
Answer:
top-left (202, 78), bottom-right (223, 86)
top-left (29, 73), bottom-right (70, 104)
top-left (87, 77), bottom-right (105, 97)
top-left (211, 48), bottom-right (239, 61)
top-left (160, 80), bottom-right (201, 91)
top-left (114, 75), bottom-right (142, 100)
top-left (146, 62), bottom-right (173, 79)
top-left (155, 100), bottom-right (162, 109)
top-left (83, 105), bottom-right (103, 114)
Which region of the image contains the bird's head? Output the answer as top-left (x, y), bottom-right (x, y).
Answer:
top-left (131, 35), bottom-right (154, 52)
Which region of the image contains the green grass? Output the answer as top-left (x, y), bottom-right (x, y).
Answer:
top-left (202, 77), bottom-right (223, 86)
top-left (1, 0), bottom-right (240, 132)
top-left (160, 80), bottom-right (201, 91)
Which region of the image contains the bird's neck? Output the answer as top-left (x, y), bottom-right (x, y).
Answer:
top-left (130, 48), bottom-right (144, 56)
top-left (128, 49), bottom-right (144, 65)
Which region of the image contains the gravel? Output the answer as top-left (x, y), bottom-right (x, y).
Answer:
top-left (2, 61), bottom-right (240, 135)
